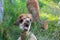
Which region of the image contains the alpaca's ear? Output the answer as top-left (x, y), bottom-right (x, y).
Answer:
top-left (13, 20), bottom-right (19, 26)
top-left (18, 14), bottom-right (24, 19)
top-left (19, 15), bottom-right (23, 19)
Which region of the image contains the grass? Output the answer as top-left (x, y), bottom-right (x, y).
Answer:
top-left (0, 0), bottom-right (60, 40)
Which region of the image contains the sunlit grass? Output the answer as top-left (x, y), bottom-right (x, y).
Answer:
top-left (40, 13), bottom-right (58, 21)
top-left (40, 0), bottom-right (60, 9)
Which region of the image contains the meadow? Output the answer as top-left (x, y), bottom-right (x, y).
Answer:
top-left (0, 0), bottom-right (60, 40)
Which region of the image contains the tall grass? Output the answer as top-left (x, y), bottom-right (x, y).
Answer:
top-left (0, 0), bottom-right (60, 40)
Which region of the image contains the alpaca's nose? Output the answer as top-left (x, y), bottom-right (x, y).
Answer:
top-left (24, 23), bottom-right (29, 27)
top-left (26, 20), bottom-right (30, 23)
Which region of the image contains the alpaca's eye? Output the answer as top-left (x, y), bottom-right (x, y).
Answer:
top-left (19, 19), bottom-right (23, 23)
top-left (30, 19), bottom-right (31, 21)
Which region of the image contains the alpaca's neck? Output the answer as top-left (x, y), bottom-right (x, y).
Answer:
top-left (21, 31), bottom-right (27, 40)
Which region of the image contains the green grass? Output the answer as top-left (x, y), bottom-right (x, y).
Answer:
top-left (0, 0), bottom-right (60, 40)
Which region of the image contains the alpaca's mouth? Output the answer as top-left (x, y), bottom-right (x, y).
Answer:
top-left (23, 23), bottom-right (30, 31)
top-left (24, 29), bottom-right (28, 31)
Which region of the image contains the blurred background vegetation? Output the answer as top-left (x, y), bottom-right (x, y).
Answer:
top-left (0, 0), bottom-right (60, 40)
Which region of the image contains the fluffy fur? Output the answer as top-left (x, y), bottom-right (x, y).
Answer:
top-left (14, 14), bottom-right (37, 40)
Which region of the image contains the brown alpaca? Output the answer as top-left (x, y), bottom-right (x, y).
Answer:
top-left (27, 0), bottom-right (48, 30)
top-left (27, 0), bottom-right (40, 21)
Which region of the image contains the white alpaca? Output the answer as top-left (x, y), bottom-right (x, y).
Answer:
top-left (14, 14), bottom-right (37, 40)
